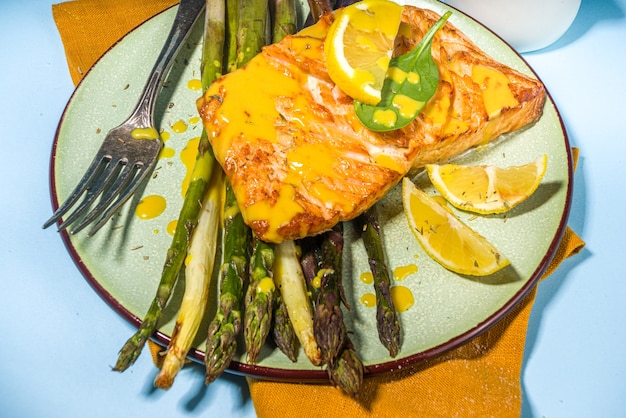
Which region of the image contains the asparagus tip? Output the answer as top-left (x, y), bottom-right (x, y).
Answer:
top-left (204, 320), bottom-right (239, 384)
top-left (328, 344), bottom-right (364, 398)
top-left (245, 303), bottom-right (273, 363)
top-left (154, 373), bottom-right (175, 390)
top-left (112, 338), bottom-right (143, 372)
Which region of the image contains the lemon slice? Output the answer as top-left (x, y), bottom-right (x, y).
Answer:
top-left (402, 177), bottom-right (510, 276)
top-left (426, 155), bottom-right (548, 215)
top-left (324, 0), bottom-right (403, 105)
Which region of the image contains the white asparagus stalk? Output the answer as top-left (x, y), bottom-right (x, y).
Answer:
top-left (151, 0), bottom-right (226, 389)
top-left (154, 168), bottom-right (224, 389)
top-left (273, 240), bottom-right (321, 366)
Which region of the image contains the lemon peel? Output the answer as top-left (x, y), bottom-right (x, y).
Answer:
top-left (426, 155), bottom-right (548, 214)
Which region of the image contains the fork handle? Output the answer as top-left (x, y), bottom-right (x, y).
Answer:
top-left (128, 0), bottom-right (206, 127)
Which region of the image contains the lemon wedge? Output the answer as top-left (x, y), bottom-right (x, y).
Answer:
top-left (324, 0), bottom-right (403, 105)
top-left (426, 155), bottom-right (548, 215)
top-left (402, 177), bottom-right (510, 276)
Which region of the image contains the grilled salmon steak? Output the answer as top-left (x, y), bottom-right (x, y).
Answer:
top-left (197, 6), bottom-right (546, 243)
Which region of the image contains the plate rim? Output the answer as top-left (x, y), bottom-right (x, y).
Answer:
top-left (48, 1), bottom-right (574, 381)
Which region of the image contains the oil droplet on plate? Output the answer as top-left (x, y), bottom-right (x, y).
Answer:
top-left (171, 119), bottom-right (188, 133)
top-left (167, 219), bottom-right (178, 236)
top-left (189, 116), bottom-right (201, 125)
top-left (187, 78), bottom-right (202, 90)
top-left (360, 271), bottom-right (374, 285)
top-left (161, 131), bottom-right (171, 142)
top-left (180, 137), bottom-right (200, 198)
top-left (391, 286), bottom-right (414, 312)
top-left (159, 146), bottom-right (175, 159)
top-left (135, 195), bottom-right (166, 220)
top-left (360, 293), bottom-right (376, 308)
top-left (394, 264), bottom-right (418, 281)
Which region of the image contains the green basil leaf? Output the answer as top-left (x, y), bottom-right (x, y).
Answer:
top-left (355, 11), bottom-right (452, 132)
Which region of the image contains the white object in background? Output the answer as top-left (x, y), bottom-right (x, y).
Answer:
top-left (444, 0), bottom-right (582, 52)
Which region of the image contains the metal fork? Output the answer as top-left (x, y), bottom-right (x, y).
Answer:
top-left (43, 0), bottom-right (206, 236)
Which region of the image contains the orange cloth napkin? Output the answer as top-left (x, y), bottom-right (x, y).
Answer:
top-left (52, 1), bottom-right (585, 416)
top-left (248, 226), bottom-right (583, 418)
top-left (52, 0), bottom-right (178, 85)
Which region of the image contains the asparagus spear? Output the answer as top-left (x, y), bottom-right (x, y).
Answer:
top-left (313, 225), bottom-right (347, 367)
top-left (274, 240), bottom-right (321, 365)
top-left (154, 166), bottom-right (223, 389)
top-left (271, 0), bottom-right (297, 43)
top-left (225, 0), bottom-right (238, 73)
top-left (301, 225), bottom-right (364, 396)
top-left (272, 290), bottom-right (299, 362)
top-left (307, 0), bottom-right (332, 23)
top-left (299, 236), bottom-right (322, 301)
top-left (244, 237), bottom-right (275, 363)
top-left (113, 168), bottom-right (212, 371)
top-left (328, 335), bottom-right (364, 398)
top-left (113, 1), bottom-right (225, 372)
top-left (235, 0), bottom-right (270, 68)
top-left (204, 0), bottom-right (270, 383)
top-left (355, 206), bottom-right (401, 357)
top-left (302, 226), bottom-right (350, 369)
top-left (201, 0), bottom-right (227, 84)
top-left (205, 180), bottom-right (250, 383)
top-left (333, 0), bottom-right (361, 9)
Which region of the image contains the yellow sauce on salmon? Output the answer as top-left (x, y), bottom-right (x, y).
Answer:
top-left (203, 36), bottom-right (375, 242)
top-left (471, 65), bottom-right (519, 118)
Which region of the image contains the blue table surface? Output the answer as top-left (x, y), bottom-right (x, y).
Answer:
top-left (2, 1), bottom-right (625, 417)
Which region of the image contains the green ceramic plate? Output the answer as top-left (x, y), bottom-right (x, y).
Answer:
top-left (50, 0), bottom-right (572, 380)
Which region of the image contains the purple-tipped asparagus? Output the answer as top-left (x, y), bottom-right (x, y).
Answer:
top-left (355, 206), bottom-right (401, 357)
